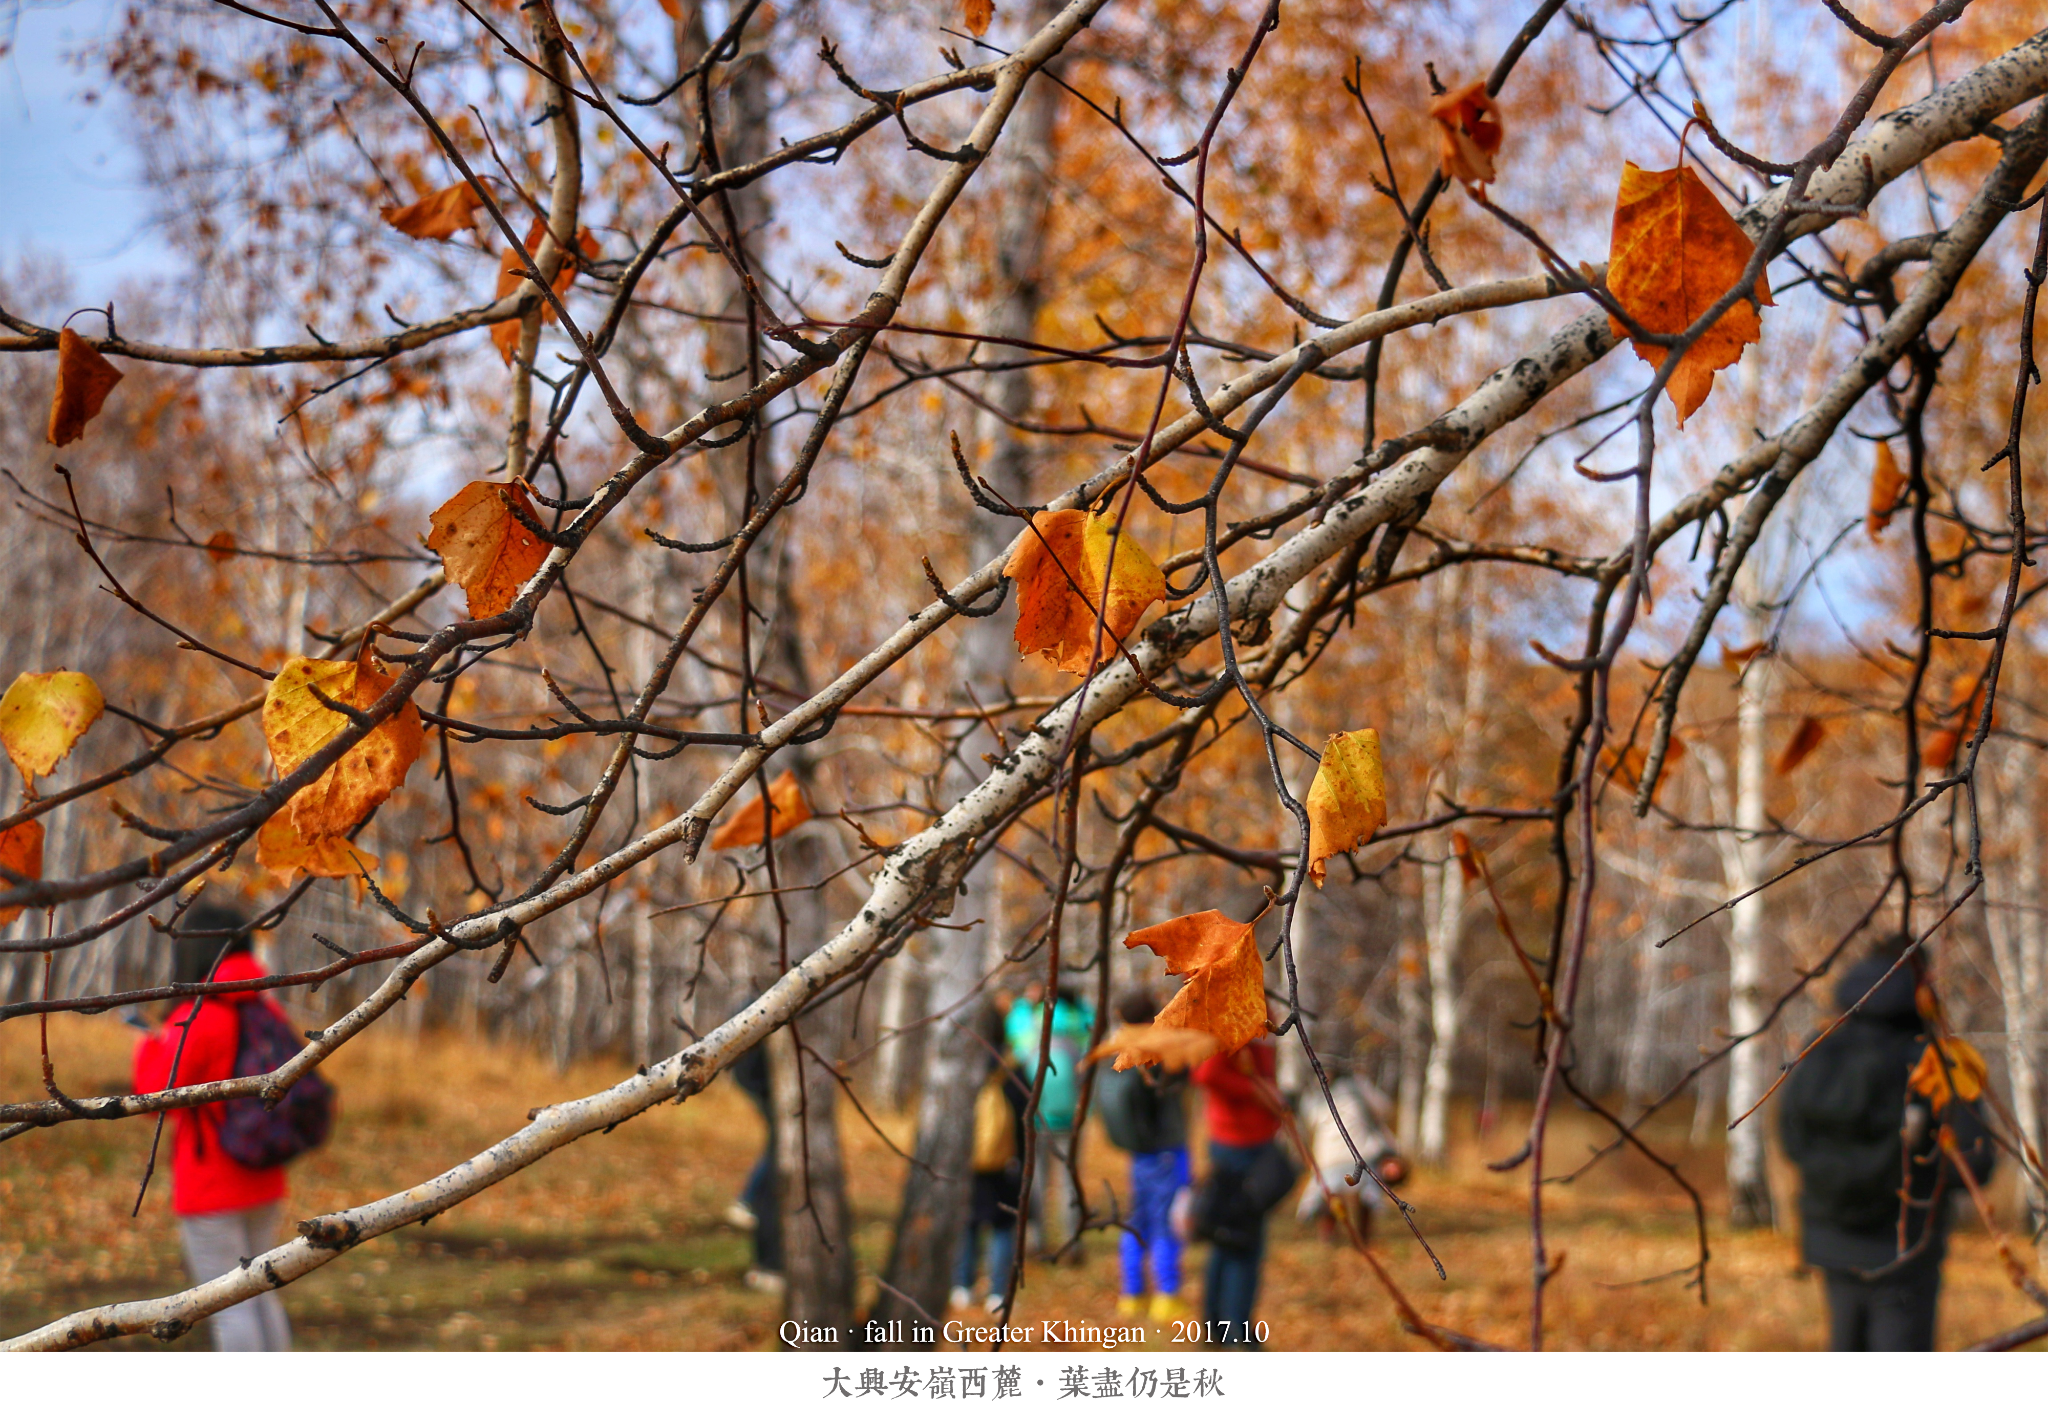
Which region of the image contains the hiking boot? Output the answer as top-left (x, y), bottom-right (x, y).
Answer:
top-left (1116, 1294), bottom-right (1147, 1318)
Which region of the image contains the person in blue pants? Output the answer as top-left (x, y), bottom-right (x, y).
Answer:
top-left (1094, 989), bottom-right (1191, 1320)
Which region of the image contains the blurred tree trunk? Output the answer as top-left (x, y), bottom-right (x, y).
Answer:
top-left (1986, 653), bottom-right (2046, 1250)
top-left (1722, 614), bottom-right (1774, 1229)
top-left (1420, 568), bottom-right (1483, 1164)
top-left (876, 0), bottom-right (1059, 1334)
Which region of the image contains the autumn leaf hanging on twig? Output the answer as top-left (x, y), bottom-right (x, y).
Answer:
top-left (47, 328), bottom-right (124, 447)
top-left (1606, 162), bottom-right (1772, 427)
top-left (1867, 442), bottom-right (1906, 539)
top-left (1121, 908), bottom-right (1269, 1066)
top-left (0, 670), bottom-right (104, 789)
top-left (490, 220), bottom-right (601, 365)
top-left (427, 480), bottom-right (553, 620)
top-left (1908, 1036), bottom-right (1987, 1113)
top-left (1773, 717), bottom-right (1828, 777)
top-left (257, 643), bottom-right (422, 878)
top-left (1305, 729), bottom-right (1387, 887)
top-left (961, 0), bottom-right (994, 38)
top-left (708, 768), bottom-right (814, 852)
top-left (1084, 1023), bottom-right (1221, 1073)
top-left (1427, 80), bottom-right (1504, 194)
top-left (0, 820), bottom-right (44, 926)
top-left (1004, 507), bottom-right (1165, 676)
top-left (381, 179), bottom-right (490, 243)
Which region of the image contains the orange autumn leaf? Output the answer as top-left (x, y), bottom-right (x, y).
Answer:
top-left (1122, 909), bottom-right (1269, 1059)
top-left (1003, 508), bottom-right (1165, 676)
top-left (1606, 162), bottom-right (1773, 426)
top-left (0, 670), bottom-right (104, 785)
top-left (47, 327), bottom-right (124, 447)
top-left (261, 643), bottom-right (423, 843)
top-left (381, 179), bottom-right (488, 242)
top-left (708, 768), bottom-right (813, 852)
top-left (1427, 79), bottom-right (1503, 192)
top-left (0, 819), bottom-right (44, 925)
top-left (1450, 829), bottom-right (1482, 884)
top-left (1602, 733), bottom-right (1685, 801)
top-left (1773, 716), bottom-right (1828, 777)
top-left (1084, 1022), bottom-right (1222, 1073)
top-left (1908, 1037), bottom-right (1988, 1113)
top-left (205, 530), bottom-right (238, 563)
top-left (961, 0), bottom-right (994, 37)
top-left (1867, 442), bottom-right (1906, 539)
top-left (256, 808), bottom-right (379, 881)
top-left (426, 480), bottom-right (552, 620)
top-left (1305, 729), bottom-right (1386, 888)
top-left (490, 220), bottom-right (601, 364)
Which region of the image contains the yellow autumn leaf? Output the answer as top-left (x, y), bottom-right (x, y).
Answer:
top-left (1305, 729), bottom-right (1387, 887)
top-left (0, 670), bottom-right (105, 786)
top-left (261, 644), bottom-right (423, 843)
top-left (1908, 1037), bottom-right (1988, 1113)
top-left (1004, 507), bottom-right (1165, 676)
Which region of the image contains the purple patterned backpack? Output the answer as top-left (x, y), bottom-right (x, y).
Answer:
top-left (217, 999), bottom-right (336, 1170)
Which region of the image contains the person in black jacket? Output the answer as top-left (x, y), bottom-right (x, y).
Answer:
top-left (1779, 934), bottom-right (1994, 1350)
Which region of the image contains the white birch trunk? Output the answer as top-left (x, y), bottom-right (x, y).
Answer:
top-left (1723, 622), bottom-right (1774, 1228)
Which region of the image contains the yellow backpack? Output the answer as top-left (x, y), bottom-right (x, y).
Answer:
top-left (970, 1071), bottom-right (1016, 1174)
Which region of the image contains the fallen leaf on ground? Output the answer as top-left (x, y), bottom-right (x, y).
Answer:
top-left (261, 644), bottom-right (423, 843)
top-left (426, 480), bottom-right (552, 619)
top-left (1867, 442), bottom-right (1906, 539)
top-left (1427, 79), bottom-right (1503, 192)
top-left (47, 328), bottom-right (124, 446)
top-left (1004, 507), bottom-right (1165, 676)
top-left (381, 179), bottom-right (488, 242)
top-left (1773, 716), bottom-right (1828, 777)
top-left (708, 768), bottom-right (813, 851)
top-left (0, 670), bottom-right (105, 785)
top-left (1122, 909), bottom-right (1269, 1058)
top-left (1084, 1022), bottom-right (1222, 1073)
top-left (1305, 729), bottom-right (1387, 887)
top-left (491, 221), bottom-right (601, 364)
top-left (0, 820), bottom-right (43, 924)
top-left (1606, 161), bottom-right (1772, 426)
top-left (1909, 1037), bottom-right (1988, 1113)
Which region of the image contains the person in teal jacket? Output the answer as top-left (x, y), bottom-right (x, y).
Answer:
top-left (1003, 983), bottom-right (1094, 1255)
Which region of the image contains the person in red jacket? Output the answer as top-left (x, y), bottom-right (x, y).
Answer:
top-left (132, 905), bottom-right (292, 1351)
top-left (1190, 1040), bottom-right (1287, 1348)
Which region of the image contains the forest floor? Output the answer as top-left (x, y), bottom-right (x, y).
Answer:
top-left (2, 1014), bottom-right (2042, 1352)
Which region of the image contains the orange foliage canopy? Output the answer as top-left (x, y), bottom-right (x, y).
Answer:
top-left (1121, 908), bottom-right (1269, 1065)
top-left (1305, 729), bottom-right (1386, 887)
top-left (1427, 80), bottom-right (1504, 192)
top-left (1606, 162), bottom-right (1772, 426)
top-left (0, 670), bottom-right (104, 787)
top-left (427, 480), bottom-right (552, 620)
top-left (47, 327), bottom-right (124, 447)
top-left (0, 820), bottom-right (44, 926)
top-left (708, 768), bottom-right (813, 852)
top-left (1004, 508), bottom-right (1165, 676)
top-left (381, 180), bottom-right (488, 242)
top-left (257, 643), bottom-right (423, 877)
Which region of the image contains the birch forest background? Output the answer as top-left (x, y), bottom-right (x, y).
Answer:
top-left (2, 0), bottom-right (2047, 1352)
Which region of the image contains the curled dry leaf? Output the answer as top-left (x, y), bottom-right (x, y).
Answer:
top-left (491, 221), bottom-right (602, 365)
top-left (0, 819), bottom-right (44, 925)
top-left (260, 643), bottom-right (424, 847)
top-left (1305, 729), bottom-right (1386, 887)
top-left (1773, 716), bottom-right (1828, 777)
top-left (1606, 162), bottom-right (1773, 427)
top-left (961, 0), bottom-right (994, 38)
top-left (1426, 79), bottom-right (1503, 192)
top-left (381, 179), bottom-right (488, 242)
top-left (708, 768), bottom-right (813, 852)
top-left (426, 480), bottom-right (552, 620)
top-left (1908, 1036), bottom-right (1988, 1113)
top-left (1084, 1022), bottom-right (1222, 1073)
top-left (0, 670), bottom-right (105, 785)
top-left (1450, 829), bottom-right (1482, 884)
top-left (1867, 442), bottom-right (1907, 540)
top-left (1003, 507), bottom-right (1165, 676)
top-left (1122, 909), bottom-right (1269, 1059)
top-left (47, 327), bottom-right (124, 447)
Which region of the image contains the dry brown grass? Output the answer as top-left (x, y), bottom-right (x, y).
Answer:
top-left (2, 1014), bottom-right (2041, 1350)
